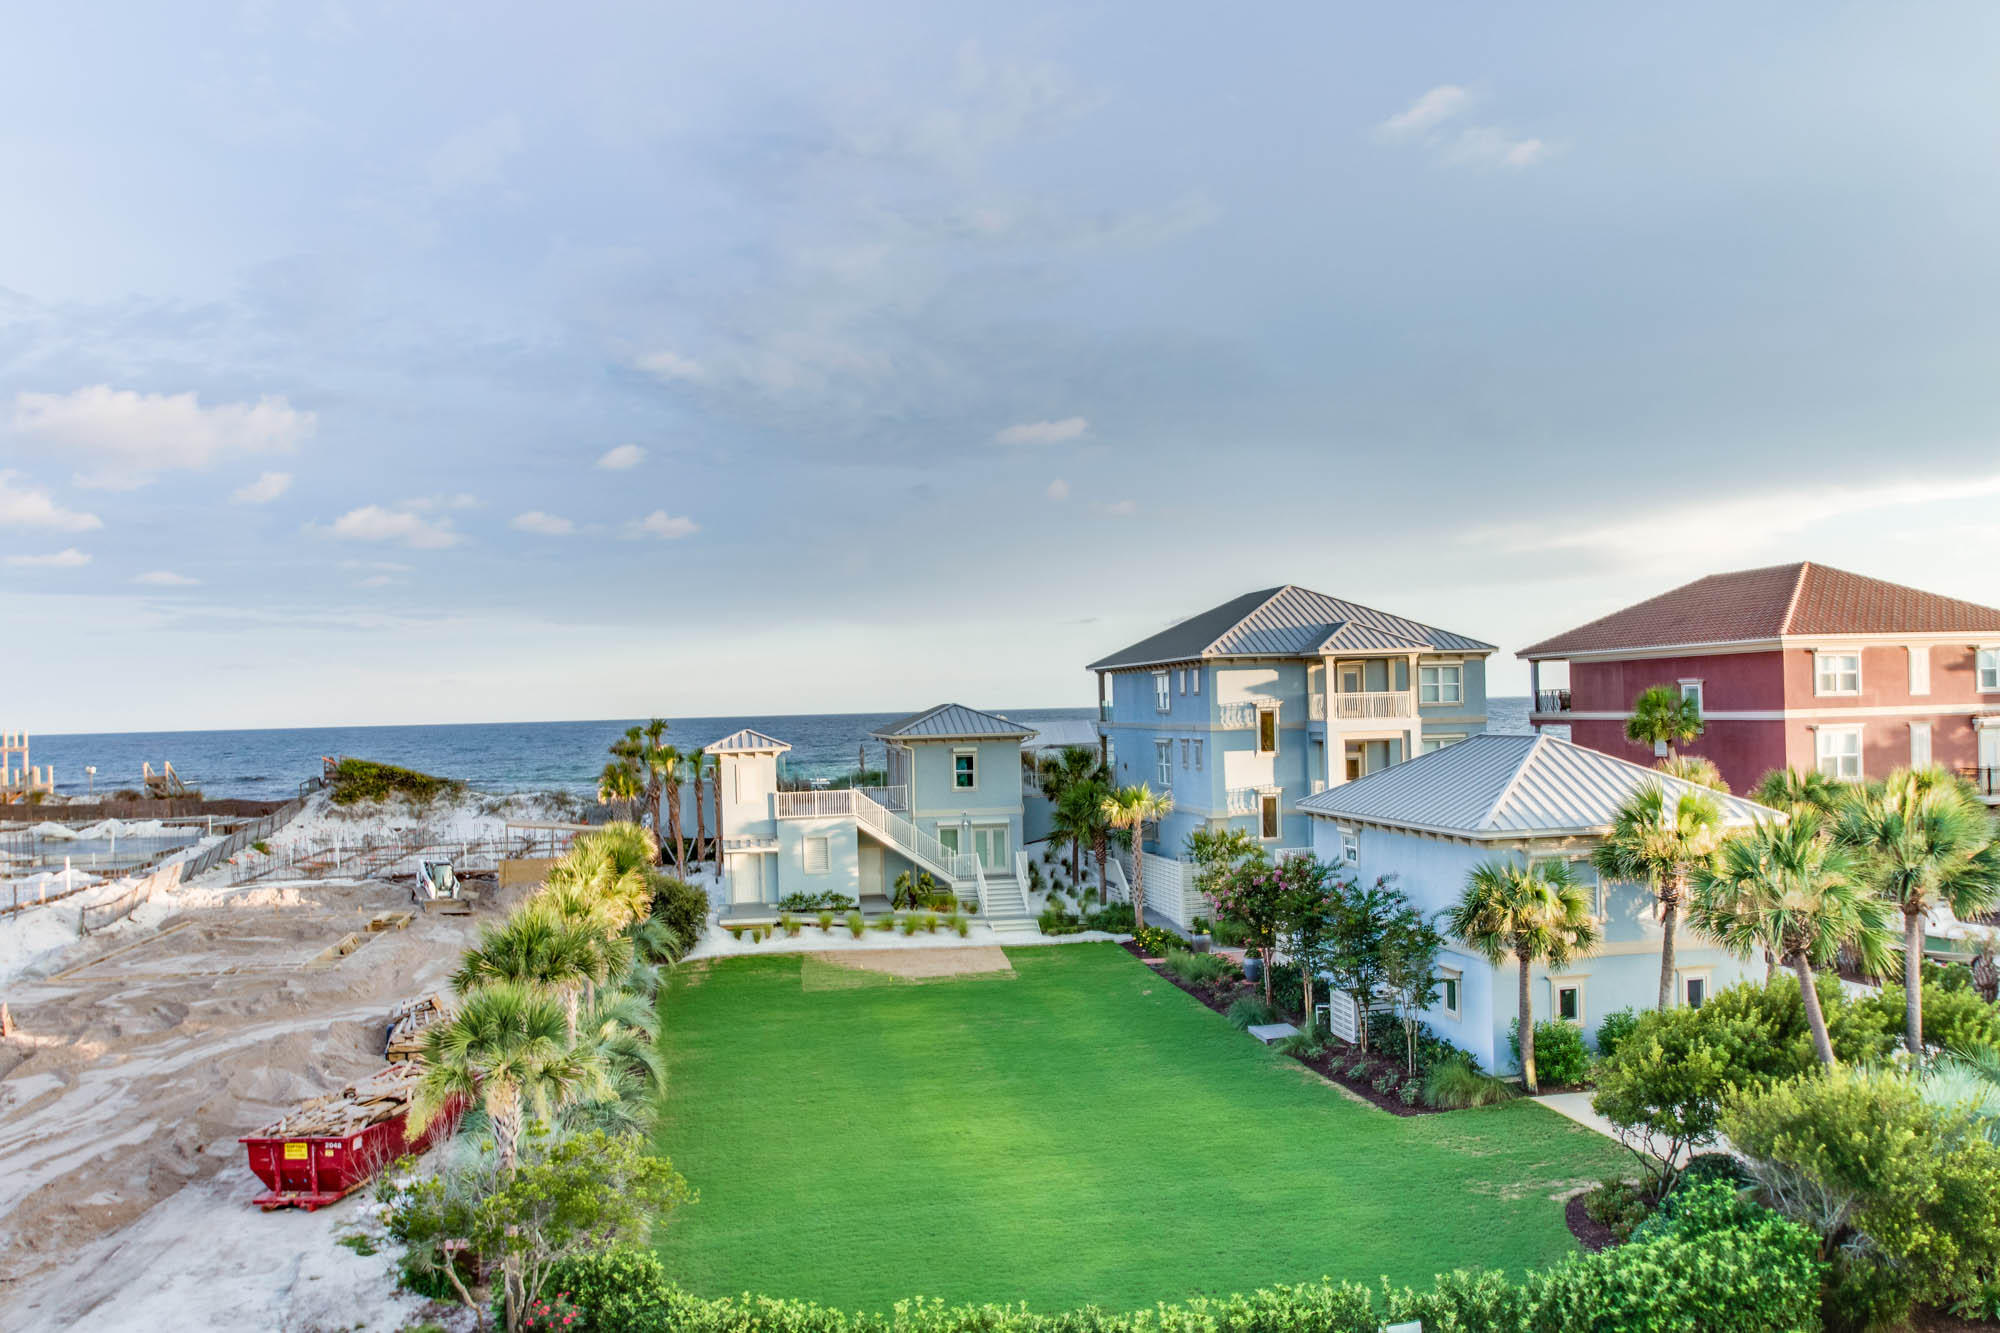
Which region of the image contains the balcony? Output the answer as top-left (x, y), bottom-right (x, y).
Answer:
top-left (1962, 767), bottom-right (2000, 800)
top-left (1217, 698), bottom-right (1283, 730)
top-left (1331, 691), bottom-right (1412, 720)
top-left (1534, 689), bottom-right (1572, 716)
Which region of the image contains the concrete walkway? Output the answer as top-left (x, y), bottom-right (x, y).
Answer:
top-left (1535, 1091), bottom-right (1713, 1166)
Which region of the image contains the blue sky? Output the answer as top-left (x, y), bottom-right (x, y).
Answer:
top-left (7, 2), bottom-right (2000, 732)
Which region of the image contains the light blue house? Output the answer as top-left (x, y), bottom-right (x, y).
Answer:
top-left (1296, 732), bottom-right (1774, 1075)
top-left (703, 705), bottom-right (1037, 932)
top-left (1086, 586), bottom-right (1496, 919)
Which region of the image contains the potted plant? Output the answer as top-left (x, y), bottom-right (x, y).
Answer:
top-left (1190, 915), bottom-right (1213, 954)
top-left (1242, 947), bottom-right (1263, 983)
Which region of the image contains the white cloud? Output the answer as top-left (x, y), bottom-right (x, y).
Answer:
top-left (0, 470), bottom-right (102, 531)
top-left (339, 559), bottom-right (412, 572)
top-left (1047, 479), bottom-right (1070, 501)
top-left (1469, 471), bottom-right (2000, 563)
top-left (636, 350), bottom-right (709, 384)
top-left (402, 492), bottom-right (480, 512)
top-left (596, 444), bottom-right (646, 471)
top-left (318, 505), bottom-right (463, 549)
top-left (6, 548), bottom-right (91, 568)
top-left (1095, 499), bottom-right (1139, 518)
top-left (1378, 85), bottom-right (1468, 137)
top-left (12, 386), bottom-right (314, 489)
top-left (511, 510), bottom-right (575, 536)
top-left (428, 114), bottom-right (524, 193)
top-left (134, 570), bottom-right (200, 586)
top-left (995, 416), bottom-right (1089, 446)
top-left (357, 574), bottom-right (400, 588)
top-left (630, 510), bottom-right (699, 540)
top-left (1448, 127), bottom-right (1550, 168)
top-left (231, 470), bottom-right (293, 504)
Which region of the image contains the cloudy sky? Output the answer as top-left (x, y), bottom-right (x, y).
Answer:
top-left (7, 3), bottom-right (2000, 732)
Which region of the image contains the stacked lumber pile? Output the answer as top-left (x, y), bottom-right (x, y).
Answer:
top-left (384, 992), bottom-right (449, 1060)
top-left (253, 1062), bottom-right (426, 1138)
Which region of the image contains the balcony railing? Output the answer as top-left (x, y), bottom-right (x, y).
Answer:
top-left (1332, 691), bottom-right (1412, 720)
top-left (1961, 767), bottom-right (2000, 798)
top-left (1099, 700), bottom-right (1113, 722)
top-left (1535, 689), bottom-right (1572, 715)
top-left (1217, 698), bottom-right (1283, 730)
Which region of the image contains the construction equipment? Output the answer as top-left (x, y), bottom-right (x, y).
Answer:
top-left (413, 858), bottom-right (472, 914)
top-left (239, 1062), bottom-right (466, 1211)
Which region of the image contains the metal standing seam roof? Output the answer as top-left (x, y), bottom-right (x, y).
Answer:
top-left (1085, 584), bottom-right (1496, 671)
top-left (1520, 561), bottom-right (2000, 659)
top-left (1020, 718), bottom-right (1103, 751)
top-left (701, 728), bottom-right (793, 755)
top-left (869, 703), bottom-right (1035, 742)
top-left (1295, 732), bottom-right (1776, 838)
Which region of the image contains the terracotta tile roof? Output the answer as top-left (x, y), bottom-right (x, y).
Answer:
top-left (1520, 562), bottom-right (2000, 658)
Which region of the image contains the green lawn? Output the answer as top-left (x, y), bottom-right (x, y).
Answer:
top-left (653, 943), bottom-right (1625, 1312)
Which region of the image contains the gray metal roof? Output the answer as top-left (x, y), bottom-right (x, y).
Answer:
top-left (870, 703), bottom-right (1035, 742)
top-left (702, 728), bottom-right (792, 755)
top-left (1086, 585), bottom-right (1495, 671)
top-left (1020, 718), bottom-right (1102, 751)
top-left (1295, 732), bottom-right (1776, 839)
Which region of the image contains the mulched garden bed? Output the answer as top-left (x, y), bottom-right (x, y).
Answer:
top-left (1565, 1191), bottom-right (1619, 1252)
top-left (1124, 941), bottom-right (1448, 1116)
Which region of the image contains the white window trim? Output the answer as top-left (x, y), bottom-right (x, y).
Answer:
top-left (1814, 650), bottom-right (1862, 697)
top-left (1979, 646), bottom-right (2000, 694)
top-left (1258, 793), bottom-right (1282, 841)
top-left (1440, 967), bottom-right (1462, 1021)
top-left (1191, 669), bottom-right (1201, 695)
top-left (1679, 968), bottom-right (1712, 1010)
top-left (1678, 678), bottom-right (1704, 712)
top-left (1192, 739), bottom-right (1203, 770)
top-left (1155, 740), bottom-right (1173, 788)
top-left (1178, 668), bottom-right (1187, 695)
top-left (1419, 662), bottom-right (1464, 706)
top-left (1909, 645), bottom-right (1931, 696)
top-left (802, 835), bottom-right (830, 875)
top-left (952, 747), bottom-right (979, 792)
top-left (1815, 724), bottom-right (1864, 781)
top-left (1256, 706), bottom-right (1279, 755)
top-left (1153, 671), bottom-right (1171, 713)
top-left (1553, 978), bottom-right (1587, 1026)
top-left (1910, 721), bottom-right (1932, 769)
top-left (1421, 733), bottom-right (1466, 755)
top-left (1339, 826), bottom-right (1359, 864)
top-left (1179, 738), bottom-right (1190, 768)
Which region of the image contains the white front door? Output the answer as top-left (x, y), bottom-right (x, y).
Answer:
top-left (974, 825), bottom-right (1009, 874)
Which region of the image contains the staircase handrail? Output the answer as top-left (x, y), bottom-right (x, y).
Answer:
top-left (970, 853), bottom-right (989, 919)
top-left (1105, 854), bottom-right (1132, 905)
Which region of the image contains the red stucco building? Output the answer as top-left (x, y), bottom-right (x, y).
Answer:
top-left (1522, 562), bottom-right (2000, 801)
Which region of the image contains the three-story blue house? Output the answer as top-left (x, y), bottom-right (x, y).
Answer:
top-left (1085, 586), bottom-right (1495, 923)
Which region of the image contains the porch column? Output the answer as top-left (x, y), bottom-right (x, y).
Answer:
top-left (1530, 660), bottom-right (1542, 713)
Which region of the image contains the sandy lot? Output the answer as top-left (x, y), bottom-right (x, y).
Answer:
top-left (0, 875), bottom-right (513, 1331)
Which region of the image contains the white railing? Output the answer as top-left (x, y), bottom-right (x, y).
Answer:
top-left (1104, 852), bottom-right (1132, 905)
top-left (1217, 698), bottom-right (1284, 730)
top-left (1225, 787), bottom-right (1260, 816)
top-left (970, 855), bottom-right (990, 918)
top-left (1332, 691), bottom-right (1412, 719)
top-left (1015, 848), bottom-right (1032, 890)
top-left (774, 787), bottom-right (965, 885)
top-left (774, 789), bottom-right (858, 819)
top-left (858, 785), bottom-right (908, 811)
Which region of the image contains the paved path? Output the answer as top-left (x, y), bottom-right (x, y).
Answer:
top-left (1535, 1091), bottom-right (1719, 1167)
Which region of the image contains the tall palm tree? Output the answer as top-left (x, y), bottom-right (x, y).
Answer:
top-left (1591, 783), bottom-right (1726, 1010)
top-left (1690, 813), bottom-right (1898, 1066)
top-left (687, 750), bottom-right (710, 871)
top-left (1037, 745), bottom-right (1103, 802)
top-left (597, 760), bottom-right (643, 821)
top-left (1836, 768), bottom-right (2000, 1055)
top-left (641, 718), bottom-right (673, 852)
top-left (1656, 755), bottom-right (1728, 792)
top-left (1102, 784), bottom-right (1173, 929)
top-left (1751, 766), bottom-right (1848, 818)
top-left (650, 745), bottom-right (688, 878)
top-left (451, 910), bottom-right (610, 1041)
top-left (1047, 781), bottom-right (1098, 889)
top-left (408, 983), bottom-right (614, 1171)
top-left (1626, 685), bottom-right (1703, 759)
top-left (531, 880), bottom-right (638, 994)
top-left (1448, 859), bottom-right (1600, 1092)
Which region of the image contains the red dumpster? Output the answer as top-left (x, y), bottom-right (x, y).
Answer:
top-left (240, 1061), bottom-right (468, 1211)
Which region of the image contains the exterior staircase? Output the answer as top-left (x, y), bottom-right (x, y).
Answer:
top-left (977, 873), bottom-right (1037, 936)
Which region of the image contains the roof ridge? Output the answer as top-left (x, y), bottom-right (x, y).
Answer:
top-left (1778, 560), bottom-right (1812, 635)
top-left (1210, 586), bottom-right (1297, 654)
top-left (1473, 731), bottom-right (1545, 831)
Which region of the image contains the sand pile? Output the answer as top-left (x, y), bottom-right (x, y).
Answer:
top-left (0, 875), bottom-right (516, 1329)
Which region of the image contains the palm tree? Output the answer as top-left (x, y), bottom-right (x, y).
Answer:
top-left (1751, 766), bottom-right (1848, 818)
top-left (408, 983), bottom-right (614, 1170)
top-left (562, 987), bottom-right (667, 1136)
top-left (530, 880), bottom-right (638, 997)
top-left (1690, 813), bottom-right (1897, 1066)
top-left (687, 750), bottom-right (710, 870)
top-left (1047, 781), bottom-right (1098, 889)
top-left (1037, 746), bottom-right (1103, 802)
top-left (597, 760), bottom-right (643, 821)
top-left (1836, 768), bottom-right (2000, 1056)
top-left (1101, 784), bottom-right (1173, 928)
top-left (1591, 783), bottom-right (1726, 1010)
top-left (1448, 859), bottom-right (1599, 1091)
top-left (1656, 755), bottom-right (1728, 792)
top-left (644, 745), bottom-right (687, 878)
top-left (1626, 685), bottom-right (1703, 759)
top-left (451, 911), bottom-right (610, 1041)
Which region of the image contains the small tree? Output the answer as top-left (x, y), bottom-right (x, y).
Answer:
top-left (1590, 1004), bottom-right (1753, 1192)
top-left (1274, 856), bottom-right (1343, 1030)
top-left (1626, 685), bottom-right (1703, 759)
top-left (1321, 875), bottom-right (1407, 1054)
top-left (1379, 906), bottom-right (1444, 1073)
top-left (1102, 784), bottom-right (1174, 929)
top-left (1205, 846), bottom-right (1284, 1007)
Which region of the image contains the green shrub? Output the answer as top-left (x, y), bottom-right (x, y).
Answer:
top-left (1161, 949), bottom-right (1235, 986)
top-left (728, 925), bottom-right (743, 941)
top-left (950, 913), bottom-right (970, 938)
top-left (1701, 971), bottom-right (1897, 1074)
top-left (1398, 1081), bottom-right (1422, 1107)
top-left (778, 890), bottom-right (857, 913)
top-left (1423, 1057), bottom-right (1517, 1109)
top-left (1508, 1018), bottom-right (1591, 1088)
top-left (1275, 1030), bottom-right (1327, 1059)
top-left (1226, 995), bottom-right (1280, 1030)
top-left (900, 914), bottom-right (921, 936)
top-left (1133, 925), bottom-right (1181, 956)
top-left (651, 877), bottom-right (710, 954)
top-left (1037, 904), bottom-right (1082, 936)
top-left (327, 757), bottom-right (465, 806)
top-left (1858, 978), bottom-right (2000, 1052)
top-left (1582, 1177), bottom-right (1653, 1243)
top-left (542, 1246), bottom-right (688, 1333)
top-left (1371, 1069), bottom-right (1401, 1095)
top-left (817, 911), bottom-right (835, 931)
top-left (871, 915), bottom-right (897, 933)
top-left (1592, 1006), bottom-right (1640, 1060)
top-left (1365, 1013), bottom-right (1477, 1076)
top-left (778, 912), bottom-right (799, 936)
top-left (845, 911), bottom-right (865, 935)
top-left (923, 913), bottom-right (940, 934)
top-left (1083, 903), bottom-right (1135, 934)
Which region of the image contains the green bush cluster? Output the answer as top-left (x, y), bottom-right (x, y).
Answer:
top-left (1160, 949), bottom-right (1236, 987)
top-left (1590, 1007), bottom-right (1640, 1061)
top-left (326, 757), bottom-right (466, 806)
top-left (650, 875), bottom-right (711, 950)
top-left (1131, 925), bottom-right (1181, 956)
top-left (1506, 1018), bottom-right (1590, 1088)
top-left (1857, 978), bottom-right (2000, 1053)
top-left (1363, 1014), bottom-right (1475, 1077)
top-left (548, 1186), bottom-right (1819, 1333)
top-left (779, 891), bottom-right (858, 913)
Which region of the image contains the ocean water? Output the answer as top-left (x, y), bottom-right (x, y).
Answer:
top-left (25, 698), bottom-right (1535, 803)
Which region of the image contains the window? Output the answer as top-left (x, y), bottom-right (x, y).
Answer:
top-left (1340, 827), bottom-right (1359, 863)
top-left (1156, 740), bottom-right (1173, 787)
top-left (1440, 971), bottom-right (1461, 1020)
top-left (1556, 982), bottom-right (1583, 1024)
top-left (1815, 651), bottom-right (1861, 696)
top-left (1679, 679), bottom-right (1704, 713)
top-left (1257, 707), bottom-right (1279, 755)
top-left (1191, 670), bottom-right (1201, 695)
top-left (1911, 722), bottom-right (1932, 769)
top-left (1910, 645), bottom-right (1931, 696)
top-left (1178, 669), bottom-right (1187, 695)
top-left (1419, 663), bottom-right (1463, 705)
top-left (802, 836), bottom-right (830, 875)
top-left (1192, 739), bottom-right (1203, 770)
top-left (1684, 975), bottom-right (1708, 1010)
top-left (1258, 794), bottom-right (1281, 840)
top-left (1816, 726), bottom-right (1863, 780)
top-left (1980, 648), bottom-right (2000, 692)
top-left (1179, 739), bottom-right (1189, 768)
top-left (1154, 672), bottom-right (1171, 712)
top-left (953, 749), bottom-right (977, 790)
top-left (1421, 733), bottom-right (1465, 755)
